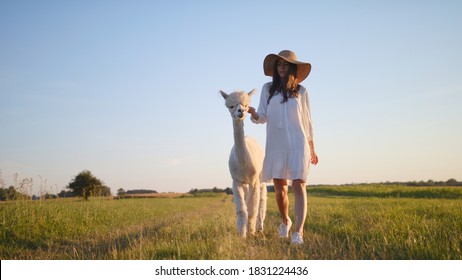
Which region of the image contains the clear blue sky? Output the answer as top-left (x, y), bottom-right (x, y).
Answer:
top-left (1, 0), bottom-right (461, 195)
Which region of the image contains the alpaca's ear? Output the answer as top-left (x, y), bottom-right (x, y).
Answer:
top-left (247, 89), bottom-right (256, 97)
top-left (220, 90), bottom-right (229, 99)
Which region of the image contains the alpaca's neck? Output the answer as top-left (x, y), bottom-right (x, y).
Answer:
top-left (233, 120), bottom-right (247, 162)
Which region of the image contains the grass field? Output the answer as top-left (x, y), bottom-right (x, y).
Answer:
top-left (1, 185), bottom-right (462, 260)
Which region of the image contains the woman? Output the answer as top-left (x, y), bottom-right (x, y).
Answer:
top-left (249, 50), bottom-right (318, 244)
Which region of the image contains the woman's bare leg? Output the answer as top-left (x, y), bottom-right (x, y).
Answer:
top-left (292, 179), bottom-right (307, 235)
top-left (273, 178), bottom-right (290, 225)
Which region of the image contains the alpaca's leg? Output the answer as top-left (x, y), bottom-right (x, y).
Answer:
top-left (256, 182), bottom-right (267, 232)
top-left (232, 180), bottom-right (248, 238)
top-left (246, 182), bottom-right (260, 235)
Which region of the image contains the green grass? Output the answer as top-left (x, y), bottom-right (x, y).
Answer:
top-left (309, 185), bottom-right (462, 199)
top-left (1, 186), bottom-right (462, 260)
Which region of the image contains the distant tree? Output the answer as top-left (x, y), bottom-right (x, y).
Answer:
top-left (67, 170), bottom-right (111, 200)
top-left (58, 190), bottom-right (75, 198)
top-left (125, 189), bottom-right (157, 194)
top-left (117, 188), bottom-right (126, 196)
top-left (0, 187), bottom-right (11, 201)
top-left (0, 170), bottom-right (5, 189)
top-left (446, 178), bottom-right (458, 186)
top-left (43, 193), bottom-right (57, 199)
top-left (8, 186), bottom-right (16, 199)
top-left (0, 186), bottom-right (30, 201)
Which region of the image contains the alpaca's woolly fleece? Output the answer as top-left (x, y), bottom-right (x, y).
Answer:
top-left (221, 90), bottom-right (267, 238)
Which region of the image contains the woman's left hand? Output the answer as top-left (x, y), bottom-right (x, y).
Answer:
top-left (248, 106), bottom-right (259, 120)
top-left (309, 141), bottom-right (318, 165)
top-left (310, 150), bottom-right (318, 165)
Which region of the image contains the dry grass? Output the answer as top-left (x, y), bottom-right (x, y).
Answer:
top-left (115, 193), bottom-right (193, 199)
top-left (1, 187), bottom-right (462, 260)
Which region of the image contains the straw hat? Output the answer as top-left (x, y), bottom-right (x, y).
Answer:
top-left (263, 50), bottom-right (311, 82)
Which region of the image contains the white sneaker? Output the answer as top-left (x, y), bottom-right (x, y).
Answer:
top-left (291, 232), bottom-right (304, 245)
top-left (278, 218), bottom-right (292, 238)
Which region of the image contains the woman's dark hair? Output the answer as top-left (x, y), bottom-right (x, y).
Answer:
top-left (268, 60), bottom-right (300, 104)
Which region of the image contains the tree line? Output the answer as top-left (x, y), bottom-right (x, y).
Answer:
top-left (0, 170), bottom-right (110, 201)
top-left (116, 188), bottom-right (158, 196)
top-left (1, 169), bottom-right (461, 202)
top-left (316, 178), bottom-right (462, 187)
top-left (188, 187), bottom-right (233, 195)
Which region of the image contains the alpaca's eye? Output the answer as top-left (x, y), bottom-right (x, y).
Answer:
top-left (230, 106), bottom-right (235, 109)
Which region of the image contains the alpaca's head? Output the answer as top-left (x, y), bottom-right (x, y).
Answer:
top-left (220, 90), bottom-right (256, 121)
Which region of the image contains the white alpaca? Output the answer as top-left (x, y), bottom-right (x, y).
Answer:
top-left (220, 89), bottom-right (267, 238)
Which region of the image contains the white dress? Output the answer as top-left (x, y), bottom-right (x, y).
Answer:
top-left (251, 82), bottom-right (314, 182)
